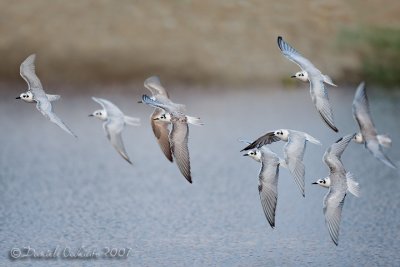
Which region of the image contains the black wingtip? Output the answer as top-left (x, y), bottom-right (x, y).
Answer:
top-left (335, 137), bottom-right (343, 143)
top-left (186, 177), bottom-right (193, 184)
top-left (240, 144), bottom-right (254, 152)
top-left (319, 112), bottom-right (339, 132)
top-left (277, 36), bottom-right (283, 48)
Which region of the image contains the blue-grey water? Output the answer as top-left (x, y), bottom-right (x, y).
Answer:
top-left (1, 84), bottom-right (400, 266)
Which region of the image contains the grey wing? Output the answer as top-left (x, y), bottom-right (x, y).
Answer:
top-left (141, 94), bottom-right (176, 114)
top-left (144, 76), bottom-right (170, 98)
top-left (324, 134), bottom-right (355, 174)
top-left (104, 119), bottom-right (132, 164)
top-left (258, 153), bottom-right (280, 228)
top-left (352, 82), bottom-right (378, 138)
top-left (323, 189), bottom-right (346, 246)
top-left (170, 121), bottom-right (192, 183)
top-left (277, 36), bottom-right (318, 73)
top-left (36, 100), bottom-right (77, 137)
top-left (151, 109), bottom-right (173, 162)
top-left (20, 54), bottom-right (47, 98)
top-left (366, 140), bottom-right (397, 169)
top-left (240, 132), bottom-right (280, 151)
top-left (284, 133), bottom-right (306, 197)
top-left (92, 97), bottom-right (124, 118)
top-left (309, 77), bottom-right (338, 132)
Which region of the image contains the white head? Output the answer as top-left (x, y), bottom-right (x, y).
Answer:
top-left (291, 71), bottom-right (308, 82)
top-left (312, 177), bottom-right (331, 188)
top-left (89, 109), bottom-right (107, 121)
top-left (153, 113), bottom-right (172, 122)
top-left (274, 129), bottom-right (289, 141)
top-left (243, 149), bottom-right (262, 162)
top-left (353, 133), bottom-right (364, 144)
top-left (16, 91), bottom-right (34, 102)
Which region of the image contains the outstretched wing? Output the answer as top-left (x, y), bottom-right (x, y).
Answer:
top-left (36, 101), bottom-right (77, 137)
top-left (284, 133), bottom-right (306, 197)
top-left (366, 140), bottom-right (397, 169)
top-left (277, 36), bottom-right (318, 73)
top-left (151, 109), bottom-right (173, 162)
top-left (141, 94), bottom-right (180, 114)
top-left (240, 132), bottom-right (280, 151)
top-left (170, 120), bottom-right (192, 183)
top-left (323, 134), bottom-right (355, 174)
top-left (309, 78), bottom-right (338, 132)
top-left (104, 119), bottom-right (132, 164)
top-left (144, 76), bottom-right (170, 98)
top-left (258, 149), bottom-right (280, 228)
top-left (20, 54), bottom-right (48, 99)
top-left (323, 188), bottom-right (346, 246)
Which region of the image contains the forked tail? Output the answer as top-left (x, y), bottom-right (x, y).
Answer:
top-left (346, 172), bottom-right (361, 197)
top-left (187, 116), bottom-right (204, 126)
top-left (305, 133), bottom-right (322, 145)
top-left (377, 134), bottom-right (392, 148)
top-left (323, 75), bottom-right (337, 87)
top-left (124, 116), bottom-right (141, 126)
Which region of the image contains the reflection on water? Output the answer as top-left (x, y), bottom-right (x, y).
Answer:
top-left (1, 85), bottom-right (399, 266)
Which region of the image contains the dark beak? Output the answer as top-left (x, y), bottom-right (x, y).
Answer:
top-left (88, 114), bottom-right (94, 117)
top-left (137, 100), bottom-right (142, 103)
top-left (243, 154), bottom-right (249, 156)
top-left (291, 75), bottom-right (296, 78)
top-left (16, 96), bottom-right (21, 99)
top-left (312, 182), bottom-right (318, 185)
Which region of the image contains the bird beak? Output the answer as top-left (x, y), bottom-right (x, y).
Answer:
top-left (311, 182), bottom-right (318, 185)
top-left (137, 100), bottom-right (142, 103)
top-left (15, 96), bottom-right (21, 99)
top-left (88, 114), bottom-right (94, 117)
top-left (153, 118), bottom-right (159, 121)
top-left (291, 75), bottom-right (296, 78)
top-left (243, 153), bottom-right (249, 156)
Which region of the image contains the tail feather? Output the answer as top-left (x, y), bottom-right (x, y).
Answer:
top-left (346, 172), bottom-right (361, 197)
top-left (323, 75), bottom-right (337, 87)
top-left (46, 94), bottom-right (61, 102)
top-left (377, 134), bottom-right (392, 148)
top-left (186, 116), bottom-right (204, 126)
top-left (124, 116), bottom-right (141, 126)
top-left (304, 133), bottom-right (322, 145)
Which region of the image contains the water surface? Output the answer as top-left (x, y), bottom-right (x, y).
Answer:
top-left (1, 85), bottom-right (399, 266)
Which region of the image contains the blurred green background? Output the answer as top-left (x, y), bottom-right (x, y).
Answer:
top-left (0, 0), bottom-right (399, 87)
